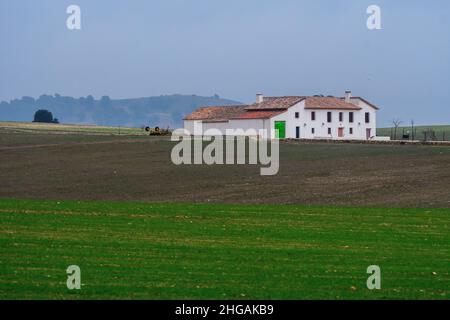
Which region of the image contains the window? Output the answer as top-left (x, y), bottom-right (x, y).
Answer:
top-left (327, 112), bottom-right (332, 123)
top-left (349, 112), bottom-right (354, 123)
top-left (295, 112), bottom-right (299, 119)
top-left (365, 112), bottom-right (370, 123)
top-left (339, 112), bottom-right (343, 122)
top-left (311, 128), bottom-right (315, 134)
top-left (296, 126), bottom-right (300, 139)
top-left (349, 128), bottom-right (353, 134)
top-left (328, 128), bottom-right (331, 135)
top-left (311, 111), bottom-right (316, 121)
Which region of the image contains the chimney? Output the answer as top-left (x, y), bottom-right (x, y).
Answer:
top-left (256, 93), bottom-right (264, 104)
top-left (345, 90), bottom-right (352, 103)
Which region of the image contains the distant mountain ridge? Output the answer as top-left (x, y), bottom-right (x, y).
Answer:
top-left (0, 94), bottom-right (242, 128)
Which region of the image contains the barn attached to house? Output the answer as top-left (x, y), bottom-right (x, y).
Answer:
top-left (184, 91), bottom-right (378, 140)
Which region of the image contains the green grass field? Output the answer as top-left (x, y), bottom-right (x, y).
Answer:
top-left (0, 121), bottom-right (145, 135)
top-left (377, 125), bottom-right (450, 141)
top-left (0, 199), bottom-right (448, 300)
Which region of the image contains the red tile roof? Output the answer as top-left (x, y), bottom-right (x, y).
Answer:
top-left (184, 95), bottom-right (376, 122)
top-left (304, 97), bottom-right (361, 110)
top-left (246, 96), bottom-right (364, 110)
top-left (183, 105), bottom-right (247, 121)
top-left (246, 96), bottom-right (305, 110)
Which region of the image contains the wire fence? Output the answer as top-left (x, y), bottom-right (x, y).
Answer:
top-left (389, 128), bottom-right (448, 142)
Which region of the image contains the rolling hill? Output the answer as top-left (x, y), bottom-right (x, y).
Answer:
top-left (0, 94), bottom-right (242, 128)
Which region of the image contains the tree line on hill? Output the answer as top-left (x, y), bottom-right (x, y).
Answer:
top-left (0, 94), bottom-right (241, 128)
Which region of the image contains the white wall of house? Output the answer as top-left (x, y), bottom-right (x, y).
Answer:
top-left (269, 101), bottom-right (303, 139)
top-left (202, 121), bottom-right (230, 134)
top-left (299, 109), bottom-right (373, 140)
top-left (349, 98), bottom-right (377, 139)
top-left (184, 119), bottom-right (267, 137)
top-left (184, 120), bottom-right (197, 134)
top-left (227, 119), bottom-right (267, 137)
top-left (268, 100), bottom-right (377, 140)
top-left (184, 120), bottom-right (233, 135)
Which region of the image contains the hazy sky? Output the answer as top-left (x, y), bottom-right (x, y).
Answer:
top-left (1, 0), bottom-right (449, 126)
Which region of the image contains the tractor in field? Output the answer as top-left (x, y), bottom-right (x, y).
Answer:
top-left (144, 126), bottom-right (171, 136)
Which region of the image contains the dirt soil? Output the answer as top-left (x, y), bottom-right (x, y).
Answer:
top-left (1, 130), bottom-right (449, 207)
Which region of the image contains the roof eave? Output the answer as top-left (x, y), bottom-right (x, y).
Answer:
top-left (304, 107), bottom-right (362, 111)
top-left (339, 97), bottom-right (380, 110)
top-left (231, 116), bottom-right (272, 120)
top-left (202, 120), bottom-right (229, 123)
top-left (244, 107), bottom-right (288, 111)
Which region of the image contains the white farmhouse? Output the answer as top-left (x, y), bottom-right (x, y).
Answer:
top-left (184, 91), bottom-right (378, 140)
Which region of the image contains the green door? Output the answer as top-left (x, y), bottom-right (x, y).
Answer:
top-left (274, 121), bottom-right (286, 139)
